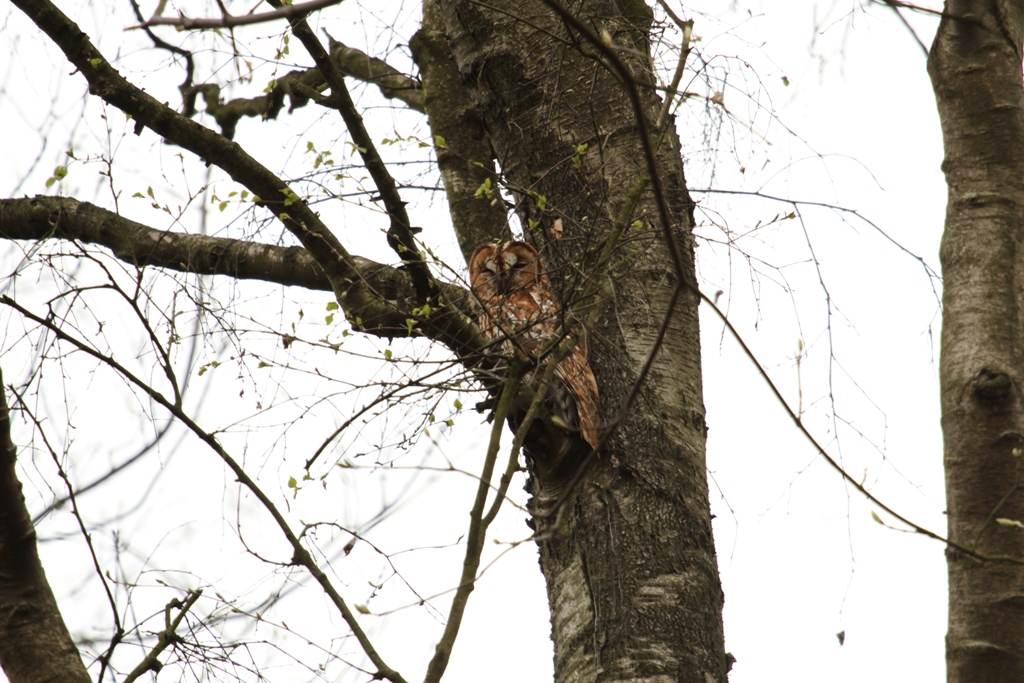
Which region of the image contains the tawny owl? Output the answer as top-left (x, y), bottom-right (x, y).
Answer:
top-left (469, 240), bottom-right (601, 448)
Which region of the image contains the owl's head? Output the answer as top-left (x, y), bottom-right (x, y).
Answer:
top-left (469, 241), bottom-right (549, 298)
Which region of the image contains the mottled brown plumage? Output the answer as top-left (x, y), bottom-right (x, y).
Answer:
top-left (469, 241), bottom-right (601, 448)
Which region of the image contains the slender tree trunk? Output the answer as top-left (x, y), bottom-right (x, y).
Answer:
top-left (432, 0), bottom-right (727, 680)
top-left (0, 367), bottom-right (92, 683)
top-left (929, 3), bottom-right (1024, 682)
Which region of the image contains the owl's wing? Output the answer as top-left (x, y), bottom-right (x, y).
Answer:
top-left (553, 343), bottom-right (601, 449)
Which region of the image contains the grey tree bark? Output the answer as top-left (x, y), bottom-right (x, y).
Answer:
top-left (429, 0), bottom-right (726, 680)
top-left (929, 2), bottom-right (1024, 682)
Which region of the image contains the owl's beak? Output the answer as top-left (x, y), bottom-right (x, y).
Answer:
top-left (497, 271), bottom-right (513, 294)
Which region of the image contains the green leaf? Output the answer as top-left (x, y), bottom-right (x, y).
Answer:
top-left (474, 177), bottom-right (493, 199)
top-left (550, 415), bottom-right (570, 430)
top-left (434, 135), bottom-right (446, 148)
top-left (326, 301), bottom-right (339, 311)
top-left (384, 348), bottom-right (393, 360)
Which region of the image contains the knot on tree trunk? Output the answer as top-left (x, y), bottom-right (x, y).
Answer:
top-left (971, 367), bottom-right (1014, 407)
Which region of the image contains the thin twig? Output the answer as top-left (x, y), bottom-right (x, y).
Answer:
top-left (10, 388), bottom-right (125, 680)
top-left (1, 295), bottom-right (410, 683)
top-left (876, 0), bottom-right (929, 56)
top-left (656, 16), bottom-right (693, 130)
top-left (122, 590), bottom-right (203, 683)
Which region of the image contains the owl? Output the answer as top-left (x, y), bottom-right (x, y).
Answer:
top-left (469, 240), bottom-right (601, 449)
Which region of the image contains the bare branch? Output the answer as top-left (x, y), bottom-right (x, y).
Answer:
top-left (127, 0), bottom-right (345, 30)
top-left (0, 196), bottom-right (477, 336)
top-left (327, 33), bottom-right (425, 112)
top-left (184, 56), bottom-right (422, 141)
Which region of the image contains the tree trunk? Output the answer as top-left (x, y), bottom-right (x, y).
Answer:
top-left (0, 367), bottom-right (92, 683)
top-left (929, 3), bottom-right (1024, 682)
top-left (410, 0), bottom-right (509, 260)
top-left (433, 0), bottom-right (727, 680)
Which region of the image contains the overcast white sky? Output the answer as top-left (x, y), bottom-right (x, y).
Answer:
top-left (0, 2), bottom-right (951, 682)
